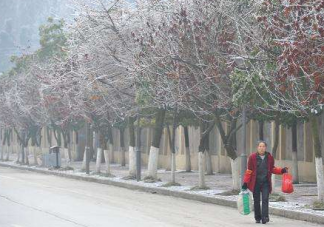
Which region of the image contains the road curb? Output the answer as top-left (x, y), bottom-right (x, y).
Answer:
top-left (1, 162), bottom-right (323, 225)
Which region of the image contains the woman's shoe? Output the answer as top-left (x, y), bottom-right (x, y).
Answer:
top-left (262, 218), bottom-right (267, 224)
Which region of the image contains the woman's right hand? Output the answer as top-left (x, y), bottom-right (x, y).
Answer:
top-left (281, 167), bottom-right (288, 174)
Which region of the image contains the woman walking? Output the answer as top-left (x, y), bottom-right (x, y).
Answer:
top-left (242, 141), bottom-right (288, 224)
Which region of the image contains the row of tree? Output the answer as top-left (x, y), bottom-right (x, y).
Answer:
top-left (0, 0), bottom-right (323, 201)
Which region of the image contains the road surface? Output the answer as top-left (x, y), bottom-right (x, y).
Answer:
top-left (0, 166), bottom-right (321, 227)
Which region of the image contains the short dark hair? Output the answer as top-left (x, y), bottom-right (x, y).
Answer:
top-left (257, 140), bottom-right (267, 147)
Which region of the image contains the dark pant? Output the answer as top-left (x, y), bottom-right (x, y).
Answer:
top-left (253, 181), bottom-right (270, 221)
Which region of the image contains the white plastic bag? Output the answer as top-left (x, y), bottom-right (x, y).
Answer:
top-left (237, 189), bottom-right (253, 215)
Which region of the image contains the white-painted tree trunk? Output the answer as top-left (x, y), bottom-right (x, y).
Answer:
top-left (271, 174), bottom-right (276, 193)
top-left (37, 146), bottom-right (43, 166)
top-left (64, 148), bottom-right (70, 166)
top-left (81, 150), bottom-right (87, 171)
top-left (198, 152), bottom-right (206, 188)
top-left (171, 152), bottom-right (176, 183)
top-left (68, 142), bottom-right (73, 163)
top-left (95, 148), bottom-right (102, 173)
top-left (5, 145), bottom-right (10, 161)
top-left (315, 157), bottom-right (324, 202)
top-left (108, 143), bottom-right (113, 164)
top-left (128, 146), bottom-right (136, 176)
top-left (0, 145), bottom-right (5, 161)
top-left (16, 146), bottom-right (21, 163)
top-left (3, 145), bottom-right (8, 161)
top-left (38, 146), bottom-right (43, 156)
top-left (230, 158), bottom-right (240, 190)
top-left (104, 149), bottom-right (111, 175)
top-left (147, 146), bottom-right (159, 179)
top-left (33, 146), bottom-right (38, 165)
top-left (93, 132), bottom-right (98, 156)
top-left (292, 152), bottom-right (299, 183)
top-left (205, 150), bottom-right (213, 175)
top-left (25, 147), bottom-right (29, 165)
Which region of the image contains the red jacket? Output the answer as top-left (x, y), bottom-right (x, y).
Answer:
top-left (243, 152), bottom-right (283, 193)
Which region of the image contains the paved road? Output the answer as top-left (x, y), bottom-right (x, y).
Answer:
top-left (0, 167), bottom-right (321, 227)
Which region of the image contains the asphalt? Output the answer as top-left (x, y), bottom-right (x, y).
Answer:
top-left (0, 166), bottom-right (322, 227)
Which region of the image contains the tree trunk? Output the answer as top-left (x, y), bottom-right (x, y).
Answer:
top-left (147, 146), bottom-right (160, 179)
top-left (85, 123), bottom-right (91, 174)
top-left (53, 128), bottom-right (62, 147)
top-left (0, 129), bottom-right (2, 161)
top-left (5, 145), bottom-right (10, 161)
top-left (271, 112), bottom-right (281, 193)
top-left (68, 131), bottom-right (73, 162)
top-left (1, 130), bottom-right (6, 161)
top-left (5, 130), bottom-right (11, 161)
top-left (198, 152), bottom-right (206, 188)
top-left (259, 120), bottom-right (264, 140)
top-left (21, 143), bottom-right (25, 164)
top-left (20, 130), bottom-right (25, 164)
top-left (93, 131), bottom-right (99, 160)
top-left (82, 123), bottom-right (90, 172)
top-left (136, 117), bottom-right (142, 181)
top-left (104, 149), bottom-right (111, 175)
top-left (63, 148), bottom-right (70, 166)
top-left (291, 121), bottom-right (299, 184)
top-left (272, 112), bottom-right (280, 158)
top-left (25, 147), bottom-right (29, 165)
top-left (61, 130), bottom-right (71, 167)
top-left (95, 148), bottom-right (103, 173)
top-left (33, 146), bottom-right (38, 165)
top-left (81, 149), bottom-right (87, 171)
top-left (128, 117), bottom-right (136, 177)
top-left (38, 146), bottom-right (43, 164)
top-left (231, 158), bottom-right (240, 190)
top-left (16, 145), bottom-right (21, 163)
top-left (205, 150), bottom-right (213, 175)
top-left (167, 109), bottom-right (179, 184)
top-left (89, 128), bottom-right (94, 160)
top-left (147, 108), bottom-right (166, 180)
top-left (198, 119), bottom-right (213, 187)
top-left (108, 124), bottom-right (114, 163)
top-left (202, 121), bottom-right (213, 175)
top-left (47, 127), bottom-right (52, 148)
top-left (120, 128), bottom-right (126, 167)
top-left (68, 141), bottom-right (72, 164)
top-left (0, 145), bottom-right (4, 161)
top-left (214, 112), bottom-right (238, 160)
top-left (31, 133), bottom-right (37, 165)
top-left (310, 115), bottom-right (324, 202)
top-left (215, 115), bottom-right (240, 189)
top-left (171, 152), bottom-right (176, 184)
top-left (75, 130), bottom-right (82, 161)
top-left (184, 126), bottom-right (191, 172)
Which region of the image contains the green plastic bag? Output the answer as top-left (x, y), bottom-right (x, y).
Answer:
top-left (237, 189), bottom-right (253, 215)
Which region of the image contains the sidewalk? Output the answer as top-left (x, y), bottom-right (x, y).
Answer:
top-left (1, 154), bottom-right (323, 224)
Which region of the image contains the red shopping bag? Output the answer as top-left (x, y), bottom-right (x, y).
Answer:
top-left (282, 173), bottom-right (294, 194)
